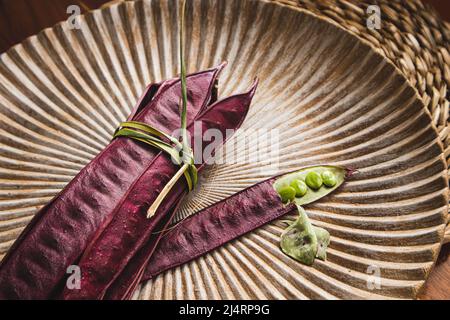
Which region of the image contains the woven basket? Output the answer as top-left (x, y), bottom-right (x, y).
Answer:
top-left (271, 0), bottom-right (450, 243)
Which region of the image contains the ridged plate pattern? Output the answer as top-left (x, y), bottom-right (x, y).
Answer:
top-left (0, 0), bottom-right (448, 299)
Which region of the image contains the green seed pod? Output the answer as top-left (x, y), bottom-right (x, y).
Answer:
top-left (290, 180), bottom-right (308, 197)
top-left (313, 226), bottom-right (330, 261)
top-left (278, 186), bottom-right (296, 203)
top-left (321, 170), bottom-right (337, 187)
top-left (305, 171), bottom-right (323, 190)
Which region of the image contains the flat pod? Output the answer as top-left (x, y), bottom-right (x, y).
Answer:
top-left (273, 166), bottom-right (347, 205)
top-left (280, 206), bottom-right (318, 266)
top-left (280, 212), bottom-right (331, 263)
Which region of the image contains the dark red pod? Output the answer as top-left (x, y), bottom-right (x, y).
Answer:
top-left (62, 81), bottom-right (258, 300)
top-left (0, 65), bottom-right (224, 300)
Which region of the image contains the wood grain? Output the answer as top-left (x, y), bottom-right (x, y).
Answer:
top-left (0, 0), bottom-right (448, 300)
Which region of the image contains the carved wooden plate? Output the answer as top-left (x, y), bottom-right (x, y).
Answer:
top-left (0, 0), bottom-right (448, 299)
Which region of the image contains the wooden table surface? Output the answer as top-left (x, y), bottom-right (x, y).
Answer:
top-left (0, 0), bottom-right (449, 300)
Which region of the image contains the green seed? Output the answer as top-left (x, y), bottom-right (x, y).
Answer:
top-left (278, 186), bottom-right (296, 203)
top-left (321, 170), bottom-right (337, 187)
top-left (305, 171), bottom-right (323, 190)
top-left (290, 180), bottom-right (308, 197)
